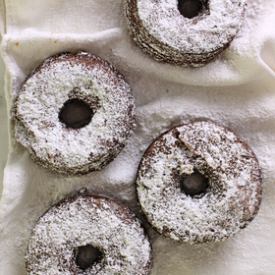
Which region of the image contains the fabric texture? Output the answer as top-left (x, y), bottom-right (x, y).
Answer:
top-left (0, 1), bottom-right (275, 274)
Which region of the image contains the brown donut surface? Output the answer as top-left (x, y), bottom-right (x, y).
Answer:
top-left (125, 0), bottom-right (246, 67)
top-left (15, 52), bottom-right (135, 175)
top-left (137, 120), bottom-right (262, 243)
top-left (25, 193), bottom-right (152, 274)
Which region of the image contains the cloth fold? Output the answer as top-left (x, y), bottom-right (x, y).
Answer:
top-left (1, 1), bottom-right (275, 275)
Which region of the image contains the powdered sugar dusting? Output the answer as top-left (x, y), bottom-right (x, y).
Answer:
top-left (137, 120), bottom-right (262, 243)
top-left (138, 0), bottom-right (245, 53)
top-left (125, 0), bottom-right (246, 66)
top-left (25, 194), bottom-right (151, 275)
top-left (14, 52), bottom-right (135, 175)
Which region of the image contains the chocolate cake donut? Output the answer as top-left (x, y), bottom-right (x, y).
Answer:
top-left (15, 52), bottom-right (135, 175)
top-left (137, 120), bottom-right (262, 243)
top-left (125, 0), bottom-right (246, 66)
top-left (25, 193), bottom-right (152, 274)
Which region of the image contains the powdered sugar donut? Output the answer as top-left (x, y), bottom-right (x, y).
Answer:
top-left (25, 192), bottom-right (152, 275)
top-left (125, 0), bottom-right (246, 67)
top-left (15, 52), bottom-right (135, 175)
top-left (137, 120), bottom-right (262, 243)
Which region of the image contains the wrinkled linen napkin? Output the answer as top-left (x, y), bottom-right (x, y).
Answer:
top-left (1, 0), bottom-right (275, 274)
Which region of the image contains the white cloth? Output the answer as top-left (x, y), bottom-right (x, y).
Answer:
top-left (1, 1), bottom-right (275, 274)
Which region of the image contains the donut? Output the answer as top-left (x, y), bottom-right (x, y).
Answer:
top-left (25, 192), bottom-right (152, 274)
top-left (125, 0), bottom-right (246, 67)
top-left (136, 120), bottom-right (262, 243)
top-left (14, 52), bottom-right (135, 175)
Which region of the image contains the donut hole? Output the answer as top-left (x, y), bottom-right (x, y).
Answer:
top-left (59, 98), bottom-right (94, 129)
top-left (74, 245), bottom-right (103, 270)
top-left (180, 170), bottom-right (209, 197)
top-left (178, 0), bottom-right (208, 19)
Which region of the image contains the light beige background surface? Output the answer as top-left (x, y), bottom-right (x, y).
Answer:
top-left (0, 52), bottom-right (8, 194)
